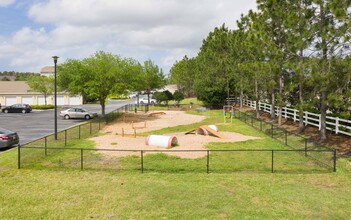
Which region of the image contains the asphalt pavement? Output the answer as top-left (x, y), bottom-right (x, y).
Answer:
top-left (0, 99), bottom-right (134, 147)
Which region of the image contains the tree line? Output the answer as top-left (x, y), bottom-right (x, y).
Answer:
top-left (0, 71), bottom-right (38, 81)
top-left (170, 0), bottom-right (351, 141)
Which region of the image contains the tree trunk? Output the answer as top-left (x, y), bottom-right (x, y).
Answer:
top-left (240, 89), bottom-right (243, 109)
top-left (271, 89), bottom-right (275, 121)
top-left (227, 78), bottom-right (230, 105)
top-left (255, 79), bottom-right (260, 118)
top-left (298, 83), bottom-right (305, 133)
top-left (297, 48), bottom-right (305, 133)
top-left (278, 75), bottom-right (283, 127)
top-left (319, 2), bottom-right (327, 141)
top-left (187, 88), bottom-right (191, 98)
top-left (320, 91), bottom-right (327, 141)
top-left (100, 99), bottom-right (106, 116)
top-left (239, 79), bottom-right (243, 109)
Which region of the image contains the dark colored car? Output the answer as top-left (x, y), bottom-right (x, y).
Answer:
top-left (0, 128), bottom-right (19, 148)
top-left (2, 104), bottom-right (32, 113)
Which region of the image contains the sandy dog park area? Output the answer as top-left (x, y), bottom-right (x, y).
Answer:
top-left (90, 111), bottom-right (260, 159)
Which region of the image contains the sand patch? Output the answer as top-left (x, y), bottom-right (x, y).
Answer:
top-left (90, 111), bottom-right (260, 159)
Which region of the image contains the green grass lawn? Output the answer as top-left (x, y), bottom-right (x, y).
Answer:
top-left (1, 110), bottom-right (351, 219)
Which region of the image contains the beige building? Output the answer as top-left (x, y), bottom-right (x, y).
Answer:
top-left (0, 81), bottom-right (82, 106)
top-left (40, 66), bottom-right (55, 77)
top-left (156, 84), bottom-right (178, 93)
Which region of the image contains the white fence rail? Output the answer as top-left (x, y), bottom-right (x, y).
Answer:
top-left (229, 98), bottom-right (351, 137)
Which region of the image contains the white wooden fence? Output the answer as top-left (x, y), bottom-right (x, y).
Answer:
top-left (229, 99), bottom-right (351, 137)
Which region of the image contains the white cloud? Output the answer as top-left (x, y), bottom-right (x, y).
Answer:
top-left (13, 27), bottom-right (48, 45)
top-left (0, 0), bottom-right (15, 7)
top-left (0, 0), bottom-right (257, 72)
top-left (28, 0), bottom-right (207, 27)
top-left (162, 48), bottom-right (197, 68)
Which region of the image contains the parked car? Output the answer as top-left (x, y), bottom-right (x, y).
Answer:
top-left (2, 104), bottom-right (32, 113)
top-left (60, 107), bottom-right (97, 120)
top-left (129, 92), bottom-right (138, 98)
top-left (135, 97), bottom-right (156, 105)
top-left (0, 128), bottom-right (19, 148)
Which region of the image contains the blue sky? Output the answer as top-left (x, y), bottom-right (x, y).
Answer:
top-left (0, 0), bottom-right (257, 74)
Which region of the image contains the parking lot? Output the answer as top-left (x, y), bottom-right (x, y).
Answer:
top-left (0, 100), bottom-right (133, 148)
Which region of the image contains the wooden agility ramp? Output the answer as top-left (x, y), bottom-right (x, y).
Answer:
top-left (185, 128), bottom-right (196, 135)
top-left (199, 125), bottom-right (226, 139)
top-left (148, 112), bottom-right (166, 117)
top-left (185, 125), bottom-right (225, 139)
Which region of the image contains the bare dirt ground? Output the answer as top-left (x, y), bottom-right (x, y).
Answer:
top-left (90, 111), bottom-right (260, 159)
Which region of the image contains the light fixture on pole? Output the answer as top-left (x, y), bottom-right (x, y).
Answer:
top-left (52, 56), bottom-right (59, 140)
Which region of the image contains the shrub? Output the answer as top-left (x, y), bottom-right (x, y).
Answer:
top-left (173, 90), bottom-right (184, 105)
top-left (31, 105), bottom-right (54, 110)
top-left (153, 92), bottom-right (168, 104)
top-left (163, 90), bottom-right (173, 102)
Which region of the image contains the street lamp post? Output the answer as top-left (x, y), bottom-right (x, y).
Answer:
top-left (52, 56), bottom-right (59, 140)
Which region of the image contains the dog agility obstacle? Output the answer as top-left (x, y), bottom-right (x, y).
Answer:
top-left (121, 128), bottom-right (137, 138)
top-left (185, 125), bottom-right (226, 139)
top-left (132, 121), bottom-right (147, 129)
top-left (223, 105), bottom-right (233, 123)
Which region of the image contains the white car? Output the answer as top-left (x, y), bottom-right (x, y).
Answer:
top-left (129, 92), bottom-right (138, 98)
top-left (135, 97), bottom-right (156, 105)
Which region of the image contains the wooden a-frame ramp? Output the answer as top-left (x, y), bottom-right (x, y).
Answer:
top-left (185, 125), bottom-right (226, 139)
top-left (185, 129), bottom-right (196, 135)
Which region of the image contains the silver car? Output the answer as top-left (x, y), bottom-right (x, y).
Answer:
top-left (0, 128), bottom-right (19, 148)
top-left (60, 107), bottom-right (97, 120)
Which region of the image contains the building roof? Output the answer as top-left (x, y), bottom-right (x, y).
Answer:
top-left (0, 81), bottom-right (68, 95)
top-left (0, 81), bottom-right (31, 93)
top-left (40, 66), bottom-right (54, 73)
top-left (157, 84), bottom-right (178, 93)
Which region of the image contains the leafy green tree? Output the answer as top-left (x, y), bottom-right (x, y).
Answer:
top-left (195, 24), bottom-right (233, 107)
top-left (281, 0), bottom-right (314, 132)
top-left (113, 57), bottom-right (142, 96)
top-left (58, 59), bottom-right (96, 104)
top-left (170, 56), bottom-right (196, 97)
top-left (168, 0), bottom-right (351, 142)
top-left (138, 59), bottom-right (167, 104)
top-left (231, 19), bottom-right (252, 109)
top-left (173, 90), bottom-right (184, 105)
top-left (309, 0), bottom-right (351, 141)
top-left (256, 0), bottom-right (292, 126)
top-left (152, 90), bottom-right (173, 105)
top-left (0, 71), bottom-right (38, 81)
top-left (152, 91), bottom-right (168, 104)
top-left (236, 11), bottom-right (271, 117)
top-left (59, 51), bottom-right (139, 115)
top-left (15, 73), bottom-right (39, 81)
top-left (163, 90), bottom-right (173, 103)
top-left (27, 75), bottom-right (54, 105)
top-left (128, 61), bottom-right (146, 104)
